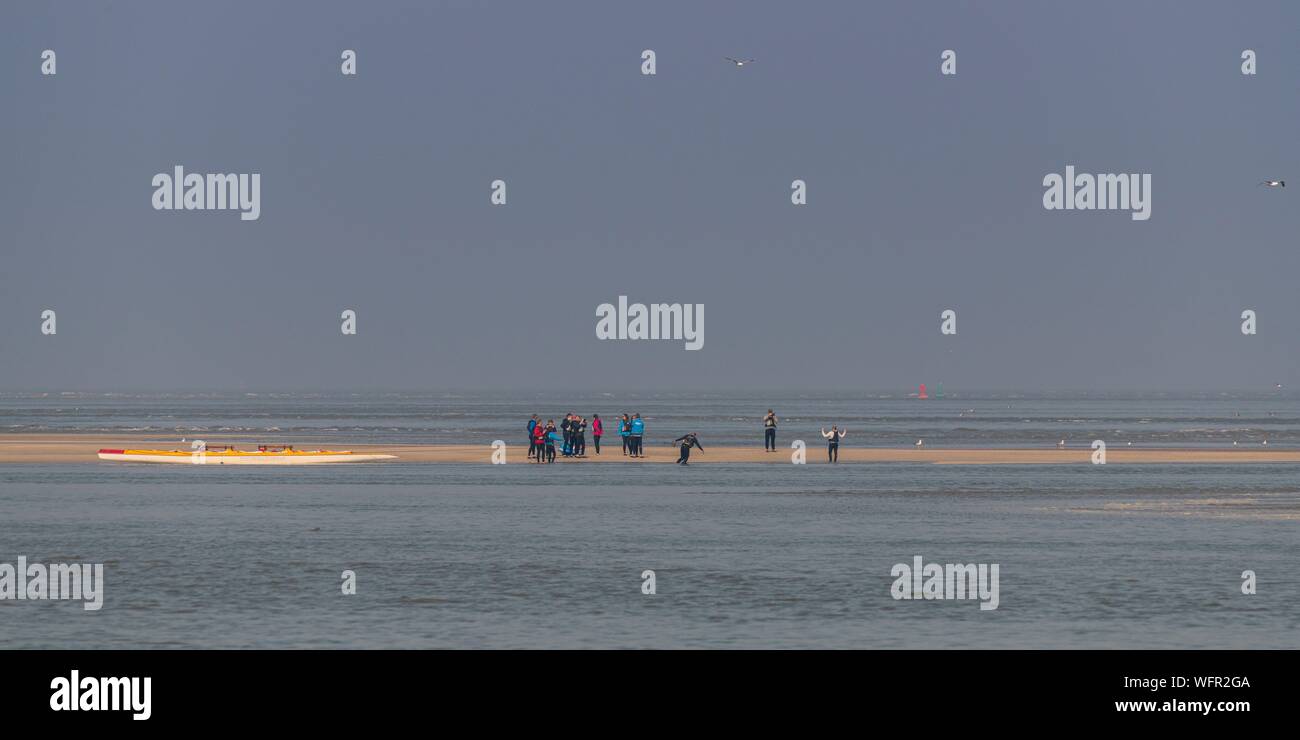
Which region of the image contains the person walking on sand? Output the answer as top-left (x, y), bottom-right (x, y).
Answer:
top-left (630, 413), bottom-right (645, 457)
top-left (673, 432), bottom-right (704, 465)
top-left (591, 414), bottom-right (603, 454)
top-left (763, 410), bottom-right (778, 451)
top-left (821, 425), bottom-right (847, 463)
top-left (619, 413), bottom-right (632, 455)
top-left (527, 414), bottom-right (540, 460)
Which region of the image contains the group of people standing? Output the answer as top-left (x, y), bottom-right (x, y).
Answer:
top-left (523, 410), bottom-right (847, 463)
top-left (527, 413), bottom-right (596, 463)
top-left (526, 412), bottom-right (648, 462)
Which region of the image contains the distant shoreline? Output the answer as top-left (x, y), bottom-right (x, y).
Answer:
top-left (1, 434), bottom-right (1297, 465)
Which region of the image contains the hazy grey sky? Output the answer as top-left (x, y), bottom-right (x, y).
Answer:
top-left (2, 1), bottom-right (1297, 391)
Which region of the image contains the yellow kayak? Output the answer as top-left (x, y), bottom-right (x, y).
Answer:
top-left (97, 444), bottom-right (396, 465)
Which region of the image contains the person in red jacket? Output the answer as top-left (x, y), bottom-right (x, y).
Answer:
top-left (591, 414), bottom-right (604, 454)
top-left (532, 421), bottom-right (548, 464)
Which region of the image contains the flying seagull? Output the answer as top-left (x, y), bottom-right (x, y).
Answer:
top-left (1259, 180), bottom-right (1285, 187)
top-left (725, 57), bottom-right (755, 67)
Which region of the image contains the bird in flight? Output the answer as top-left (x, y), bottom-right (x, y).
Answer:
top-left (725, 57), bottom-right (755, 67)
top-left (1258, 180), bottom-right (1285, 187)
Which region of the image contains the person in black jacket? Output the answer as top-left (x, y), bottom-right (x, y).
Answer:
top-left (575, 417), bottom-right (587, 457)
top-left (560, 414), bottom-right (574, 457)
top-left (673, 433), bottom-right (704, 465)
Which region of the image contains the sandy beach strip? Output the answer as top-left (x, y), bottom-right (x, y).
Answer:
top-left (0, 434), bottom-right (1298, 465)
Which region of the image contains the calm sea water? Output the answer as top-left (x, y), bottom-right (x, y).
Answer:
top-left (2, 389), bottom-right (1297, 447)
top-left (0, 393), bottom-right (1297, 648)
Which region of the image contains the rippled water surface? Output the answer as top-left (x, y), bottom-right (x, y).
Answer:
top-left (1, 458), bottom-right (1296, 648)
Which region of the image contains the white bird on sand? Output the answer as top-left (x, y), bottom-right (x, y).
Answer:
top-left (1233, 440), bottom-right (1238, 446)
top-left (1057, 439), bottom-right (1066, 448)
top-left (725, 57), bottom-right (755, 67)
top-left (1259, 180), bottom-right (1285, 187)
top-left (915, 439), bottom-right (924, 447)
top-left (1263, 439), bottom-right (1269, 445)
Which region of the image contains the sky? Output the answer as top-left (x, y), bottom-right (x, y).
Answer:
top-left (1, 0), bottom-right (1297, 392)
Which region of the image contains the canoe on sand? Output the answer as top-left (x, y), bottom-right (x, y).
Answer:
top-left (97, 445), bottom-right (396, 465)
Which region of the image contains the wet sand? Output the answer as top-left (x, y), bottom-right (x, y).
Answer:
top-left (1, 434), bottom-right (1297, 464)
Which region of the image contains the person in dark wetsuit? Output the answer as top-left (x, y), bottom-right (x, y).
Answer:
top-left (674, 433), bottom-right (704, 465)
top-left (560, 414), bottom-right (574, 457)
top-left (527, 414), bottom-right (540, 459)
top-left (544, 421), bottom-right (559, 463)
top-left (763, 410), bottom-right (777, 451)
top-left (575, 417), bottom-right (587, 457)
top-left (821, 426), bottom-right (847, 462)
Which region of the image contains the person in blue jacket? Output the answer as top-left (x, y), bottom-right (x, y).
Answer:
top-left (629, 414), bottom-right (645, 457)
top-left (618, 413), bottom-right (632, 456)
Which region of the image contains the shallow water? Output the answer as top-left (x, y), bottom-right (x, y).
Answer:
top-left (1, 461), bottom-right (1295, 648)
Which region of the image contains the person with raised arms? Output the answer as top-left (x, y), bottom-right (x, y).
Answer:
top-left (821, 425), bottom-right (847, 463)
